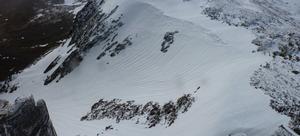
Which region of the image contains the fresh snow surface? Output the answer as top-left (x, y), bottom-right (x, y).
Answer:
top-left (1, 0), bottom-right (289, 136)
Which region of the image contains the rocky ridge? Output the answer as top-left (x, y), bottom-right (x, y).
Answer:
top-left (43, 0), bottom-right (125, 85)
top-left (81, 94), bottom-right (195, 128)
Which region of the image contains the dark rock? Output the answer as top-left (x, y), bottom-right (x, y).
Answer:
top-left (98, 36), bottom-right (133, 60)
top-left (44, 56), bottom-right (61, 73)
top-left (96, 52), bottom-right (106, 60)
top-left (0, 76), bottom-right (18, 93)
top-left (44, 0), bottom-right (124, 85)
top-left (291, 70), bottom-right (299, 75)
top-left (44, 50), bottom-right (83, 85)
top-left (0, 96), bottom-right (57, 136)
top-left (105, 125), bottom-right (113, 131)
top-left (161, 31), bottom-right (179, 53)
top-left (81, 94), bottom-right (195, 128)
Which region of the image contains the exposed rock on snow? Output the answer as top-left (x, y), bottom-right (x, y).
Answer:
top-left (81, 94), bottom-right (195, 128)
top-left (0, 97), bottom-right (57, 136)
top-left (44, 0), bottom-right (123, 85)
top-left (161, 31), bottom-right (179, 53)
top-left (251, 58), bottom-right (300, 134)
top-left (202, 0), bottom-right (300, 134)
top-left (44, 56), bottom-right (62, 74)
top-left (203, 0), bottom-right (300, 58)
top-left (97, 35), bottom-right (133, 59)
top-left (0, 77), bottom-right (18, 93)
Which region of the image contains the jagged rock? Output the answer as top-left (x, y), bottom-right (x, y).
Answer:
top-left (44, 56), bottom-right (61, 74)
top-left (251, 58), bottom-right (300, 134)
top-left (96, 35), bottom-right (133, 60)
top-left (0, 97), bottom-right (57, 136)
top-left (81, 94), bottom-right (195, 128)
top-left (44, 0), bottom-right (124, 85)
top-left (203, 0), bottom-right (300, 60)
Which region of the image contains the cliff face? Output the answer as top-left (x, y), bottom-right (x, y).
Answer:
top-left (43, 0), bottom-right (123, 85)
top-left (0, 97), bottom-right (57, 136)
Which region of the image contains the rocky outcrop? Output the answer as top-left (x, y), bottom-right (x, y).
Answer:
top-left (81, 94), bottom-right (195, 128)
top-left (44, 0), bottom-right (124, 85)
top-left (202, 0), bottom-right (300, 134)
top-left (0, 97), bottom-right (57, 136)
top-left (251, 58), bottom-right (300, 134)
top-left (160, 31), bottom-right (179, 53)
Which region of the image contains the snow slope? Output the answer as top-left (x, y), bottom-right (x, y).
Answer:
top-left (0, 0), bottom-right (289, 135)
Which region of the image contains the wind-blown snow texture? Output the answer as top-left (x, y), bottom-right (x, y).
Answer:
top-left (1, 0), bottom-right (299, 135)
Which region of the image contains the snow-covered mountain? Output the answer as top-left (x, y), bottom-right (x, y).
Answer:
top-left (1, 0), bottom-right (300, 136)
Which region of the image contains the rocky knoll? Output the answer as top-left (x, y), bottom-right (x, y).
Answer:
top-left (0, 97), bottom-right (57, 136)
top-left (81, 94), bottom-right (195, 128)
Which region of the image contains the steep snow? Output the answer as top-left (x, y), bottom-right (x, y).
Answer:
top-left (0, 0), bottom-right (289, 136)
